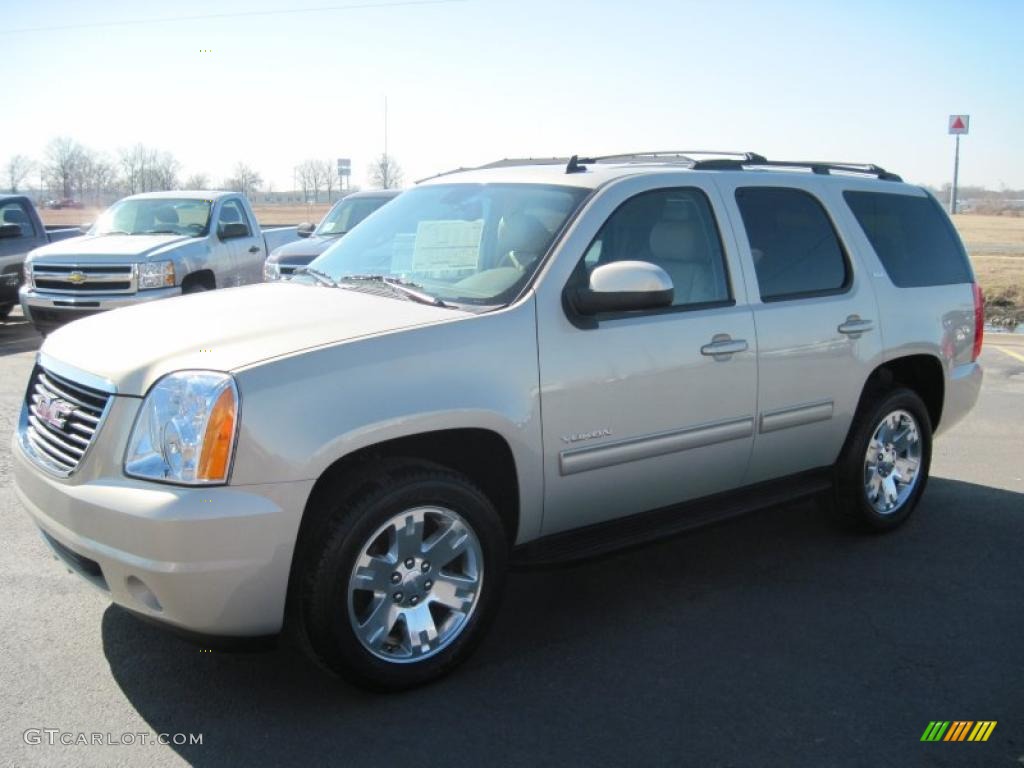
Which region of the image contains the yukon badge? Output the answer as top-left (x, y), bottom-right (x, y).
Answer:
top-left (34, 395), bottom-right (74, 430)
top-left (561, 428), bottom-right (612, 445)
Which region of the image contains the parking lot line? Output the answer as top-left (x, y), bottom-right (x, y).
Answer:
top-left (991, 345), bottom-right (1024, 364)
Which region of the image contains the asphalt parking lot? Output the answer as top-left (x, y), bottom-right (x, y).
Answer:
top-left (1, 308), bottom-right (1021, 768)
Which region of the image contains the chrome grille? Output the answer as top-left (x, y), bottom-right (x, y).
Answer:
top-left (20, 365), bottom-right (113, 476)
top-left (31, 263), bottom-right (136, 294)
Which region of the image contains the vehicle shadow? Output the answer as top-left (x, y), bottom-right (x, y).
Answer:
top-left (101, 477), bottom-right (1023, 767)
top-left (0, 310), bottom-right (41, 358)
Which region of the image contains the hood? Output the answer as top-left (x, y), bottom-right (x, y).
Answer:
top-left (41, 282), bottom-right (469, 395)
top-left (267, 234), bottom-right (339, 264)
top-left (29, 234), bottom-right (192, 262)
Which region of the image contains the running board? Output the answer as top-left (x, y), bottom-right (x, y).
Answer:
top-left (512, 468), bottom-right (833, 567)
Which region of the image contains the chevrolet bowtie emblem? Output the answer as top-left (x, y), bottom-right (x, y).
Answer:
top-left (67, 270), bottom-right (87, 285)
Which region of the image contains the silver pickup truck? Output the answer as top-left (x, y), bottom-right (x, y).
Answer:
top-left (19, 191), bottom-right (298, 334)
top-left (12, 153), bottom-right (983, 691)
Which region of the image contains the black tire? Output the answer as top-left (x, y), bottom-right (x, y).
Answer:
top-left (182, 283), bottom-right (208, 294)
top-left (833, 387), bottom-right (933, 532)
top-left (298, 460), bottom-right (508, 691)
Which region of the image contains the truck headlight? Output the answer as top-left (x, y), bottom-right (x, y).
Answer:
top-left (124, 371), bottom-right (239, 485)
top-left (263, 260), bottom-right (280, 281)
top-left (138, 261), bottom-right (176, 289)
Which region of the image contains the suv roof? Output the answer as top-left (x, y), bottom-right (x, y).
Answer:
top-left (420, 152), bottom-right (907, 191)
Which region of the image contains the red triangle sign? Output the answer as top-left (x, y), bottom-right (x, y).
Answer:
top-left (952, 117), bottom-right (965, 130)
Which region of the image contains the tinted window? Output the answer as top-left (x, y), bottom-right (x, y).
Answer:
top-left (1, 201), bottom-right (34, 237)
top-left (317, 196), bottom-right (393, 235)
top-left (735, 187), bottom-right (848, 301)
top-left (218, 199), bottom-right (251, 236)
top-left (579, 188), bottom-right (731, 308)
top-left (844, 191), bottom-right (972, 287)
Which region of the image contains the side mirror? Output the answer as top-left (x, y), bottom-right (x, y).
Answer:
top-left (79, 222), bottom-right (93, 234)
top-left (570, 261), bottom-right (674, 315)
top-left (296, 222), bottom-right (315, 238)
top-left (0, 223), bottom-right (21, 239)
top-left (219, 222), bottom-right (249, 240)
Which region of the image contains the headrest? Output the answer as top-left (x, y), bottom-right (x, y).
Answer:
top-left (649, 219), bottom-right (702, 263)
top-left (499, 213), bottom-right (549, 254)
top-left (153, 205), bottom-right (179, 224)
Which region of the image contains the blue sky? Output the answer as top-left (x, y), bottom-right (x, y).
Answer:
top-left (4, 0), bottom-right (1022, 190)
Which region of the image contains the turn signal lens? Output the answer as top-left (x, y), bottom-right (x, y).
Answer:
top-left (971, 282), bottom-right (984, 362)
top-left (197, 386), bottom-right (237, 482)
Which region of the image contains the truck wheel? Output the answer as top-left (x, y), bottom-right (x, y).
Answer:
top-left (299, 461), bottom-right (507, 691)
top-left (833, 388), bottom-right (932, 531)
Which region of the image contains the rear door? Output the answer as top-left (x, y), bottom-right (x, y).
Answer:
top-left (534, 175), bottom-right (758, 536)
top-left (714, 176), bottom-right (882, 484)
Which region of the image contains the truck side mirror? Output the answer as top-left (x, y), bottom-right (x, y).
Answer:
top-left (219, 222), bottom-right (249, 240)
top-left (297, 222), bottom-right (315, 238)
top-left (570, 261), bottom-right (674, 315)
top-left (0, 223), bottom-right (21, 239)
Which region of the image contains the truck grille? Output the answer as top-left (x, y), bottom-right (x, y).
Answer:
top-left (31, 264), bottom-right (135, 294)
top-left (20, 365), bottom-right (113, 476)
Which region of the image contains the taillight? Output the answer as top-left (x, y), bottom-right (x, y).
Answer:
top-left (971, 282), bottom-right (984, 361)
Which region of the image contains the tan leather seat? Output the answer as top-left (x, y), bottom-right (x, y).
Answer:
top-left (646, 218), bottom-right (716, 305)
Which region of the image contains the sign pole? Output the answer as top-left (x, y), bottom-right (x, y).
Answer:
top-left (950, 133), bottom-right (960, 215)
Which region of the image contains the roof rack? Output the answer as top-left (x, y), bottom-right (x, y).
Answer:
top-left (689, 157), bottom-right (902, 182)
top-left (566, 151), bottom-right (765, 173)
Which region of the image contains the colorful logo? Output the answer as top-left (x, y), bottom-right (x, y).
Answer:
top-left (921, 721), bottom-right (997, 742)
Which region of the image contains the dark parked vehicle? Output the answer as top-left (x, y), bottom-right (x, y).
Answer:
top-left (0, 196), bottom-right (79, 321)
top-left (263, 189), bottom-right (401, 280)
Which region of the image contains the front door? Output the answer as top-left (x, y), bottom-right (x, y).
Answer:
top-left (535, 180), bottom-right (758, 536)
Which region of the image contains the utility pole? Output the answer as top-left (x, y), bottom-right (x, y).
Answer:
top-left (947, 114), bottom-right (969, 215)
top-left (950, 133), bottom-right (960, 215)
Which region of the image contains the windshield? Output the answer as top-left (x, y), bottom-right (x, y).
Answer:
top-left (317, 195), bottom-right (395, 236)
top-left (93, 198), bottom-right (212, 236)
top-left (309, 184), bottom-right (589, 305)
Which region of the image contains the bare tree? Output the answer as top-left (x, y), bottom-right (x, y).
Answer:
top-left (225, 163), bottom-right (263, 199)
top-left (183, 173), bottom-right (209, 190)
top-left (150, 152), bottom-right (180, 191)
top-left (323, 160), bottom-right (338, 203)
top-left (5, 155), bottom-right (34, 193)
top-left (368, 154), bottom-right (403, 189)
top-left (45, 137), bottom-right (86, 198)
top-left (89, 157), bottom-right (118, 205)
top-left (119, 144), bottom-right (154, 194)
top-left (295, 159), bottom-right (324, 202)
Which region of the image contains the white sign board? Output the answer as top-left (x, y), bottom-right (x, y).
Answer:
top-left (948, 115), bottom-right (969, 135)
top-left (336, 158), bottom-right (351, 176)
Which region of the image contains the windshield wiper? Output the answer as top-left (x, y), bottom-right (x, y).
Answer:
top-left (339, 275), bottom-right (448, 307)
top-left (295, 266), bottom-right (338, 287)
top-left (142, 230), bottom-right (179, 235)
top-left (97, 230), bottom-right (129, 236)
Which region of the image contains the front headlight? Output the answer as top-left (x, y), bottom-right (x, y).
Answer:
top-left (124, 371), bottom-right (239, 485)
top-left (138, 260), bottom-right (176, 289)
top-left (263, 259), bottom-right (280, 281)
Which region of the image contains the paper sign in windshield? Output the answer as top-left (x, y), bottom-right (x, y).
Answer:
top-left (412, 220), bottom-right (484, 272)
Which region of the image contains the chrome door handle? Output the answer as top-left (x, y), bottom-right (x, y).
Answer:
top-left (701, 336), bottom-right (749, 358)
top-left (838, 316), bottom-right (874, 336)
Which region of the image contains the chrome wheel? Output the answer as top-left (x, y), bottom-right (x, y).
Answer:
top-left (863, 409), bottom-right (922, 515)
top-left (347, 506), bottom-right (483, 663)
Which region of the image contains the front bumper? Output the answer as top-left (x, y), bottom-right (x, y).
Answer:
top-left (12, 425), bottom-right (313, 636)
top-left (19, 286), bottom-right (181, 333)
